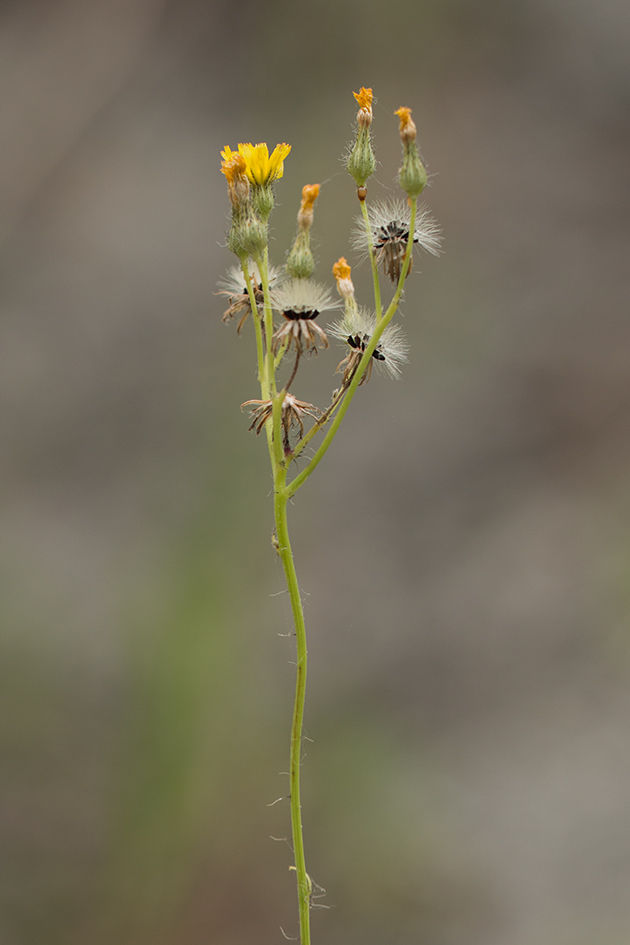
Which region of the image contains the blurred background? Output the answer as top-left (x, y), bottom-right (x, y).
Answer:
top-left (1, 1), bottom-right (630, 943)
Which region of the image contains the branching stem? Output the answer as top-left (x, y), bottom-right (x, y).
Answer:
top-left (246, 187), bottom-right (418, 945)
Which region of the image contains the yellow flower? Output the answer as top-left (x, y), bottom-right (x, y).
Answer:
top-left (237, 142), bottom-right (291, 186)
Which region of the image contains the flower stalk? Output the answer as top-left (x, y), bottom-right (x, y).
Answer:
top-left (218, 94), bottom-right (440, 945)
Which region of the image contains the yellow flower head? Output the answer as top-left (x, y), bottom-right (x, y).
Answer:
top-left (353, 87), bottom-right (373, 112)
top-left (394, 106), bottom-right (417, 142)
top-left (237, 142), bottom-right (291, 186)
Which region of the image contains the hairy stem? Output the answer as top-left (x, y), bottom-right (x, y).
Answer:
top-left (274, 482), bottom-right (311, 945)
top-left (241, 262), bottom-right (268, 397)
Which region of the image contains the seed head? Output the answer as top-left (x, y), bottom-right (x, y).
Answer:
top-left (217, 262), bottom-right (283, 332)
top-left (330, 307), bottom-right (409, 384)
top-left (271, 279), bottom-right (338, 355)
top-left (242, 393), bottom-right (323, 452)
top-left (353, 198), bottom-right (441, 282)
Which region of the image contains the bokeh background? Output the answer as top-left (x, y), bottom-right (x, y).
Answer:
top-left (2, 1), bottom-right (630, 943)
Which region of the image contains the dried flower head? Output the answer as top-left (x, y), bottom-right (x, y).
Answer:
top-left (217, 263), bottom-right (283, 332)
top-left (297, 184), bottom-right (320, 229)
top-left (242, 393), bottom-right (323, 451)
top-left (329, 307), bottom-right (409, 384)
top-left (332, 257), bottom-right (355, 302)
top-left (394, 106), bottom-right (417, 142)
top-left (270, 278), bottom-right (337, 355)
top-left (353, 198), bottom-right (441, 282)
top-left (353, 87), bottom-right (373, 126)
top-left (220, 146), bottom-right (250, 209)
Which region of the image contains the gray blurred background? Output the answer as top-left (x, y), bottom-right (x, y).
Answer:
top-left (1, 1), bottom-right (630, 943)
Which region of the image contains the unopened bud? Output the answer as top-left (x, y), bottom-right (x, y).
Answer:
top-left (394, 107), bottom-right (427, 197)
top-left (346, 87), bottom-right (376, 189)
top-left (286, 184), bottom-right (320, 279)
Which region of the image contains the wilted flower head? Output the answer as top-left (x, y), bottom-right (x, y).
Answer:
top-left (330, 307), bottom-right (409, 385)
top-left (242, 393), bottom-right (323, 452)
top-left (353, 87), bottom-right (373, 126)
top-left (271, 278), bottom-right (338, 355)
top-left (353, 198), bottom-right (441, 283)
top-left (332, 257), bottom-right (355, 302)
top-left (220, 146), bottom-right (250, 209)
top-left (217, 263), bottom-right (283, 333)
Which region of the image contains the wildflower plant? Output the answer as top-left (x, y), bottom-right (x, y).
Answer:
top-left (219, 89), bottom-right (441, 944)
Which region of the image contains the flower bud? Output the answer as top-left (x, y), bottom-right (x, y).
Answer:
top-left (394, 107), bottom-right (427, 197)
top-left (346, 88), bottom-right (376, 190)
top-left (286, 184), bottom-right (320, 279)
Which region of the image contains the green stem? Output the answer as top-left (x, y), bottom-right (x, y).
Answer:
top-left (254, 252), bottom-right (284, 468)
top-left (360, 198), bottom-right (382, 321)
top-left (241, 261), bottom-right (268, 397)
top-left (274, 479), bottom-right (311, 945)
top-left (288, 197), bottom-right (417, 496)
top-left (256, 249), bottom-right (277, 397)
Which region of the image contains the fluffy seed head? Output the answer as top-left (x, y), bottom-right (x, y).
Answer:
top-left (217, 263), bottom-right (282, 332)
top-left (330, 307), bottom-right (409, 383)
top-left (270, 279), bottom-right (338, 355)
top-left (353, 198), bottom-right (441, 282)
